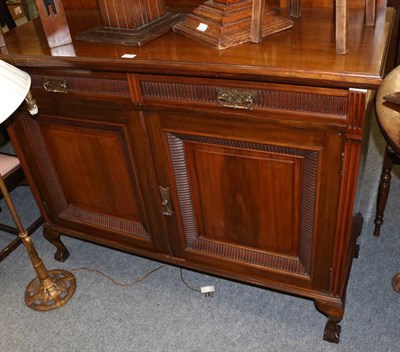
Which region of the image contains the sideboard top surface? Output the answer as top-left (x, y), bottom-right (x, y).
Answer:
top-left (0, 7), bottom-right (394, 88)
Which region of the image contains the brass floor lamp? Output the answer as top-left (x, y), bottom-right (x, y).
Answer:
top-left (0, 59), bottom-right (76, 311)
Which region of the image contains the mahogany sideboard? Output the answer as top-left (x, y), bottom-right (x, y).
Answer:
top-left (0, 3), bottom-right (394, 343)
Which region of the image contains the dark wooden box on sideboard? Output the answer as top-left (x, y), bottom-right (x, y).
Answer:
top-left (0, 0), bottom-right (394, 343)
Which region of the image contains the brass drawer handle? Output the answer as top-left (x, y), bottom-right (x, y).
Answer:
top-left (43, 78), bottom-right (70, 93)
top-left (159, 186), bottom-right (174, 217)
top-left (217, 88), bottom-right (257, 110)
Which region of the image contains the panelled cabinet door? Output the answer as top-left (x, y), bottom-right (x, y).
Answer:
top-left (146, 109), bottom-right (344, 292)
top-left (15, 102), bottom-right (170, 254)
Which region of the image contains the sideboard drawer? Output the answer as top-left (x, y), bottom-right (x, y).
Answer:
top-left (130, 74), bottom-right (349, 118)
top-left (30, 71), bottom-right (131, 101)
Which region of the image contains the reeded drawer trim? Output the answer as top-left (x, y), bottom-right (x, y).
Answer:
top-left (140, 79), bottom-right (348, 115)
top-left (31, 75), bottom-right (131, 97)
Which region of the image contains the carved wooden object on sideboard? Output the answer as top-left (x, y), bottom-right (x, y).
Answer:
top-left (173, 0), bottom-right (294, 49)
top-left (74, 0), bottom-right (184, 46)
top-left (52, 0), bottom-right (387, 53)
top-left (0, 0), bottom-right (395, 344)
top-left (34, 0), bottom-right (72, 48)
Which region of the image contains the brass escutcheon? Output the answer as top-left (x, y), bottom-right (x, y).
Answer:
top-left (159, 186), bottom-right (174, 216)
top-left (43, 78), bottom-right (69, 93)
top-left (217, 88), bottom-right (257, 110)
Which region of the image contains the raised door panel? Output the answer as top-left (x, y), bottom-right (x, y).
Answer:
top-left (167, 132), bottom-right (315, 280)
top-left (40, 121), bottom-right (143, 228)
top-left (146, 110), bottom-right (344, 292)
top-left (17, 105), bottom-right (169, 254)
top-left (186, 142), bottom-right (302, 256)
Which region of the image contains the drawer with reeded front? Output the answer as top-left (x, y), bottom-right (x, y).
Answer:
top-left (29, 70), bottom-right (131, 102)
top-left (129, 74), bottom-right (349, 119)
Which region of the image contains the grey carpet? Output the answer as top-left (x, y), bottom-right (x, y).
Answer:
top-left (0, 115), bottom-right (398, 352)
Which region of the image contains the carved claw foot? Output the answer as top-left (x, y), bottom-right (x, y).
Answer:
top-left (315, 298), bottom-right (344, 344)
top-left (323, 318), bottom-right (341, 343)
top-left (54, 246), bottom-right (70, 262)
top-left (43, 227), bottom-right (70, 262)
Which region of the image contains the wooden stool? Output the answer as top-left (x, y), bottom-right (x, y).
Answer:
top-left (0, 152), bottom-right (43, 262)
top-left (374, 65), bottom-right (400, 293)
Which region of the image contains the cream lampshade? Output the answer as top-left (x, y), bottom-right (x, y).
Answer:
top-left (0, 59), bottom-right (32, 122)
top-left (0, 59), bottom-right (75, 311)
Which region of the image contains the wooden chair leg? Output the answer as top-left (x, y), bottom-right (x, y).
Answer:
top-left (373, 144), bottom-right (395, 236)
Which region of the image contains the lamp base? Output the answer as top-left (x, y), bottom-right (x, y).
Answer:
top-left (24, 269), bottom-right (76, 311)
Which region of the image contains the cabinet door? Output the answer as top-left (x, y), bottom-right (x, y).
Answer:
top-left (146, 109), bottom-right (344, 292)
top-left (14, 101), bottom-right (170, 254)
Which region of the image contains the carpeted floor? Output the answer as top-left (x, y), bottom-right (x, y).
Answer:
top-left (0, 115), bottom-right (398, 352)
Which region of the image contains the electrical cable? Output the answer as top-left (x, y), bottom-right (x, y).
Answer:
top-left (69, 265), bottom-right (210, 295)
top-left (179, 268), bottom-right (201, 293)
top-left (69, 265), bottom-right (165, 287)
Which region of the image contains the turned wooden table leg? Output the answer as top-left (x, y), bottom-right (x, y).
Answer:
top-left (373, 144), bottom-right (394, 236)
top-left (43, 227), bottom-right (70, 262)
